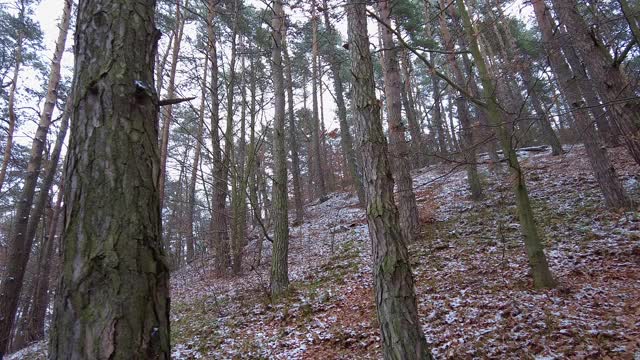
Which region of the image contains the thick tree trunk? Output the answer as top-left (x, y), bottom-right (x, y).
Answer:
top-left (283, 35), bottom-right (305, 224)
top-left (346, 1), bottom-right (432, 358)
top-left (270, 0), bottom-right (290, 298)
top-left (458, 0), bottom-right (556, 289)
top-left (532, 0), bottom-right (631, 209)
top-left (551, 0), bottom-right (640, 165)
top-left (378, 0), bottom-right (420, 244)
top-left (48, 0), bottom-right (170, 357)
top-left (0, 1), bottom-right (71, 353)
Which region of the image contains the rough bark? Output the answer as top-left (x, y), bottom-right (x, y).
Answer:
top-left (48, 0), bottom-right (170, 357)
top-left (270, 0), bottom-right (290, 298)
top-left (378, 0), bottom-right (420, 244)
top-left (346, 1), bottom-right (432, 358)
top-left (458, 0), bottom-right (556, 289)
top-left (532, 0), bottom-right (631, 209)
top-left (0, 1), bottom-right (71, 352)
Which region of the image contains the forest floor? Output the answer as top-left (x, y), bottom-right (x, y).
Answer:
top-left (10, 144), bottom-right (640, 359)
top-left (169, 144), bottom-right (640, 359)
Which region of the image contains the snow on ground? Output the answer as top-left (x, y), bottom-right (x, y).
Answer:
top-left (171, 144), bottom-right (639, 359)
top-left (9, 144), bottom-right (640, 359)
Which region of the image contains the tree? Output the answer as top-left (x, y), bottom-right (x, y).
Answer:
top-left (48, 0), bottom-right (170, 356)
top-left (457, 0), bottom-right (556, 289)
top-left (270, 0), bottom-right (290, 298)
top-left (346, 0), bottom-right (432, 358)
top-left (0, 0), bottom-right (70, 352)
top-left (531, 0), bottom-right (631, 209)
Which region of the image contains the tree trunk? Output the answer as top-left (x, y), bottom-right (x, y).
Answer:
top-left (207, 0), bottom-right (230, 273)
top-left (270, 0), bottom-right (290, 298)
top-left (532, 0), bottom-right (631, 209)
top-left (458, 0), bottom-right (556, 289)
top-left (346, 1), bottom-right (432, 358)
top-left (321, 0), bottom-right (366, 205)
top-left (186, 55), bottom-right (209, 263)
top-left (26, 180), bottom-right (63, 344)
top-left (551, 0), bottom-right (640, 166)
top-left (311, 2), bottom-right (326, 199)
top-left (399, 48), bottom-right (426, 169)
top-left (378, 0), bottom-right (420, 244)
top-left (437, 4), bottom-right (483, 200)
top-left (159, 0), bottom-right (187, 209)
top-left (283, 34), bottom-right (305, 224)
top-left (48, 0), bottom-right (170, 357)
top-left (0, 1), bottom-right (71, 353)
top-left (618, 0), bottom-right (640, 44)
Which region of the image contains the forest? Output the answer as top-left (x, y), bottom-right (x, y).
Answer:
top-left (0, 0), bottom-right (639, 358)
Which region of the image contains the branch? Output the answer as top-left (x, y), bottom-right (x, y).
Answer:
top-left (613, 39), bottom-right (636, 67)
top-left (366, 9), bottom-right (487, 109)
top-left (158, 96), bottom-right (196, 106)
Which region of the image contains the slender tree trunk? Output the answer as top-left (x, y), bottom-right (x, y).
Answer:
top-left (437, 5), bottom-right (483, 200)
top-left (618, 0), bottom-right (640, 44)
top-left (310, 2), bottom-right (326, 199)
top-left (399, 48), bottom-right (426, 168)
top-left (26, 180), bottom-right (63, 344)
top-left (48, 0), bottom-right (170, 356)
top-left (551, 0), bottom-right (640, 165)
top-left (159, 0), bottom-right (187, 209)
top-left (283, 34), bottom-right (305, 224)
top-left (378, 0), bottom-right (420, 244)
top-left (532, 0), bottom-right (631, 209)
top-left (186, 56), bottom-right (209, 263)
top-left (0, 1), bottom-right (71, 352)
top-left (207, 0), bottom-right (230, 273)
top-left (321, 0), bottom-right (366, 205)
top-left (521, 68), bottom-right (564, 156)
top-left (270, 0), bottom-right (290, 298)
top-left (557, 26), bottom-right (620, 146)
top-left (458, 0), bottom-right (556, 289)
top-left (346, 1), bottom-right (432, 358)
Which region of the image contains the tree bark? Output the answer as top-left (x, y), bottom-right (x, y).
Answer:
top-left (48, 0), bottom-right (170, 357)
top-left (270, 0), bottom-right (290, 298)
top-left (346, 1), bottom-right (432, 358)
top-left (618, 0), bottom-right (640, 44)
top-left (378, 0), bottom-right (420, 244)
